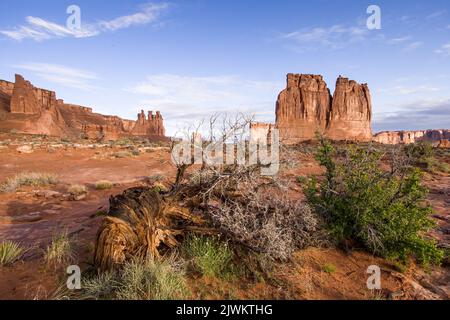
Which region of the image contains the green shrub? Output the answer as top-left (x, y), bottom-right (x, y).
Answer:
top-left (0, 241), bottom-right (24, 265)
top-left (116, 257), bottom-right (189, 300)
top-left (182, 235), bottom-right (234, 279)
top-left (322, 263), bottom-right (336, 274)
top-left (95, 180), bottom-right (113, 190)
top-left (0, 172), bottom-right (58, 193)
top-left (306, 137), bottom-right (443, 266)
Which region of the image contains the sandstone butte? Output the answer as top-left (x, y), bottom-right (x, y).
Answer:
top-left (274, 73), bottom-right (372, 143)
top-left (252, 73), bottom-right (449, 147)
top-left (0, 74), bottom-right (166, 141)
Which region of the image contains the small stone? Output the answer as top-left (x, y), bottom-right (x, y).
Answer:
top-left (16, 145), bottom-right (33, 154)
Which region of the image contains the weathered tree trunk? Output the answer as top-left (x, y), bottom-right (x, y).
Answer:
top-left (94, 187), bottom-right (204, 271)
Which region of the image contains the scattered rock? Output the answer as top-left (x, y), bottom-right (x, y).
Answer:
top-left (34, 190), bottom-right (62, 199)
top-left (16, 145), bottom-right (33, 154)
top-left (0, 212), bottom-right (42, 224)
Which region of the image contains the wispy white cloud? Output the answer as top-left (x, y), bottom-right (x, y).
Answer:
top-left (126, 74), bottom-right (283, 133)
top-left (435, 43), bottom-right (450, 56)
top-left (426, 10), bottom-right (447, 19)
top-left (279, 24), bottom-right (371, 51)
top-left (13, 62), bottom-right (99, 90)
top-left (0, 2), bottom-right (169, 42)
top-left (373, 98), bottom-right (450, 131)
top-left (387, 36), bottom-right (412, 45)
top-left (377, 85), bottom-right (440, 96)
top-left (403, 41), bottom-right (423, 51)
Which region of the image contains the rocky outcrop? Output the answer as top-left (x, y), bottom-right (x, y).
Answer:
top-left (275, 74), bottom-right (372, 143)
top-left (0, 74), bottom-right (167, 140)
top-left (373, 130), bottom-right (450, 146)
top-left (131, 111), bottom-right (165, 137)
top-left (326, 76), bottom-right (372, 141)
top-left (276, 74), bottom-right (331, 143)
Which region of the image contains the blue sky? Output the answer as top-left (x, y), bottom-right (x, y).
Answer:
top-left (0, 0), bottom-right (449, 135)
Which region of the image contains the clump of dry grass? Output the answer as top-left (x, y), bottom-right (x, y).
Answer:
top-left (67, 184), bottom-right (88, 196)
top-left (0, 241), bottom-right (24, 266)
top-left (112, 151), bottom-right (132, 158)
top-left (82, 256), bottom-right (189, 300)
top-left (45, 231), bottom-right (74, 267)
top-left (0, 172), bottom-right (58, 193)
top-left (95, 180), bottom-right (113, 190)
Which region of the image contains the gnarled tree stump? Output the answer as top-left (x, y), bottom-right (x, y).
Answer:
top-left (94, 187), bottom-right (205, 271)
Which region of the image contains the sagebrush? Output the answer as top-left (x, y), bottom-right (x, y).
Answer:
top-left (306, 137), bottom-right (443, 265)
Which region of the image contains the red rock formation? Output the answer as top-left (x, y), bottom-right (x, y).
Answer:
top-left (276, 74), bottom-right (331, 143)
top-left (0, 74), bottom-right (167, 140)
top-left (9, 74), bottom-right (41, 114)
top-left (373, 130), bottom-right (450, 145)
top-left (327, 76), bottom-right (372, 141)
top-left (131, 110), bottom-right (165, 137)
top-left (275, 74), bottom-right (372, 143)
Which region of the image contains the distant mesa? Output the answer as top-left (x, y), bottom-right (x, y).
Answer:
top-left (373, 130), bottom-right (450, 147)
top-left (0, 74), bottom-right (167, 141)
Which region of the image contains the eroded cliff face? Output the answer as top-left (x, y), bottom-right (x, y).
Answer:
top-left (373, 130), bottom-right (450, 146)
top-left (275, 74), bottom-right (372, 143)
top-left (276, 74), bottom-right (331, 143)
top-left (0, 74), bottom-right (166, 140)
top-left (327, 76), bottom-right (372, 141)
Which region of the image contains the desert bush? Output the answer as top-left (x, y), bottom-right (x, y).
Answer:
top-left (116, 257), bottom-right (188, 300)
top-left (403, 141), bottom-right (434, 168)
top-left (0, 241), bottom-right (24, 266)
top-left (0, 172), bottom-right (58, 193)
top-left (182, 166), bottom-right (321, 261)
top-left (82, 272), bottom-right (118, 300)
top-left (95, 180), bottom-right (113, 190)
top-left (131, 149), bottom-right (140, 156)
top-left (306, 137), bottom-right (443, 265)
top-left (45, 232), bottom-right (73, 267)
top-left (82, 256), bottom-right (188, 300)
top-left (182, 235), bottom-right (234, 278)
top-left (67, 184), bottom-right (87, 196)
top-left (112, 151), bottom-right (132, 158)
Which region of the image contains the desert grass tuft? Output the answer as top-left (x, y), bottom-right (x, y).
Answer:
top-left (95, 180), bottom-right (113, 190)
top-left (0, 172), bottom-right (58, 193)
top-left (116, 256), bottom-right (189, 300)
top-left (67, 184), bottom-right (87, 196)
top-left (45, 231), bottom-right (73, 267)
top-left (182, 235), bottom-right (234, 279)
top-left (0, 241), bottom-right (24, 266)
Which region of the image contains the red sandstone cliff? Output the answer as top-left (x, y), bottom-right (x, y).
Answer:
top-left (275, 74), bottom-right (372, 143)
top-left (276, 74), bottom-right (331, 143)
top-left (373, 130), bottom-right (450, 146)
top-left (327, 76), bottom-right (372, 141)
top-left (0, 74), bottom-right (166, 141)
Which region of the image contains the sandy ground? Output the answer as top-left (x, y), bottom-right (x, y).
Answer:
top-left (0, 134), bottom-right (448, 300)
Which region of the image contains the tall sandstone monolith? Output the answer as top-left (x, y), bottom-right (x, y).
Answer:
top-left (275, 74), bottom-right (372, 143)
top-left (275, 74), bottom-right (331, 143)
top-left (326, 76), bottom-right (372, 141)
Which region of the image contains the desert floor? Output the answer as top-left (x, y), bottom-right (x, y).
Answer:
top-left (0, 133), bottom-right (448, 300)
